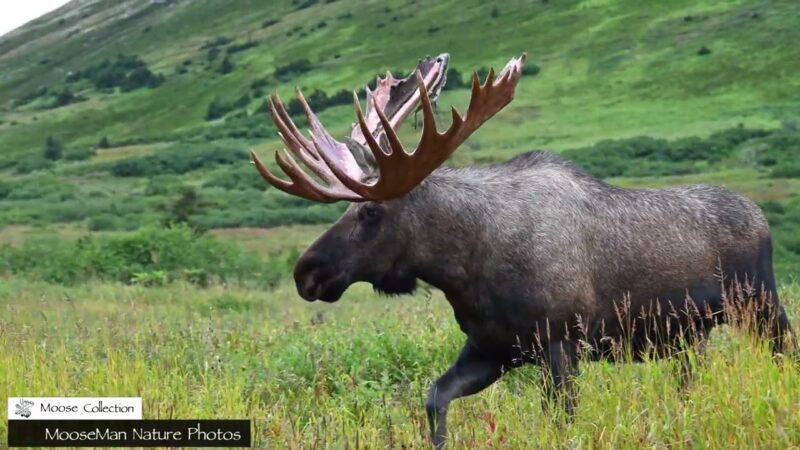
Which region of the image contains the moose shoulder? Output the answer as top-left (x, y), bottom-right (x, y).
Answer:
top-left (251, 53), bottom-right (794, 448)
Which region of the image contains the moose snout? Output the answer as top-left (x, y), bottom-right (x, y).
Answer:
top-left (293, 252), bottom-right (347, 302)
top-left (293, 253), bottom-right (325, 301)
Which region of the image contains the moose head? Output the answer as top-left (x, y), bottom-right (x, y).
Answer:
top-left (251, 53), bottom-right (526, 302)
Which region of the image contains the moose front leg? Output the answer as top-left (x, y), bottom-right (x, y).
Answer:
top-left (543, 339), bottom-right (579, 417)
top-left (426, 343), bottom-right (504, 449)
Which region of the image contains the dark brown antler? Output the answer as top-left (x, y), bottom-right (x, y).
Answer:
top-left (252, 53), bottom-right (526, 202)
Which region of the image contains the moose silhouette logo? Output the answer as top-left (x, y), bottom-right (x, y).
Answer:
top-left (14, 399), bottom-right (34, 418)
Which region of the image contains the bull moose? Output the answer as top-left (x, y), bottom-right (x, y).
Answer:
top-left (251, 53), bottom-right (794, 448)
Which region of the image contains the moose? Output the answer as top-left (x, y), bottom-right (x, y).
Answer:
top-left (251, 53), bottom-right (794, 448)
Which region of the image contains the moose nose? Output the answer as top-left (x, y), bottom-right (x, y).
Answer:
top-left (293, 252), bottom-right (328, 301)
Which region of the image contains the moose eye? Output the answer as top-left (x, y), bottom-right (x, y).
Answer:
top-left (359, 204), bottom-right (383, 223)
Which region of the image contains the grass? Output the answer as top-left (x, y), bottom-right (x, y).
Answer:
top-left (2, 279), bottom-right (799, 448)
top-left (1, 0), bottom-right (799, 234)
top-left (2, 1), bottom-right (800, 447)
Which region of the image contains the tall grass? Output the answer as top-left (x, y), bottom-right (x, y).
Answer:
top-left (2, 280), bottom-right (798, 448)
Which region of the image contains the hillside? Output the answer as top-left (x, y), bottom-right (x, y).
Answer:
top-left (0, 0), bottom-right (799, 274)
top-left (3, 3), bottom-right (800, 447)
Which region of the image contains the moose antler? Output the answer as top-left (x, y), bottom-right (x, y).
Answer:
top-left (252, 53), bottom-right (526, 202)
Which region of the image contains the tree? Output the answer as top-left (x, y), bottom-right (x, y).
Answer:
top-left (444, 68), bottom-right (464, 90)
top-left (163, 187), bottom-right (209, 232)
top-left (98, 136), bottom-right (111, 149)
top-left (43, 136), bottom-right (63, 161)
top-left (218, 56), bottom-right (234, 74)
top-left (53, 88), bottom-right (76, 107)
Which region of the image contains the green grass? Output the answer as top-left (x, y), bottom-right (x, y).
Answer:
top-left (2, 279), bottom-right (799, 448)
top-left (1, 0), bottom-right (799, 235)
top-left (2, 1), bottom-right (800, 447)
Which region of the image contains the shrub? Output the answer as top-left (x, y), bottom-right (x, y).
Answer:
top-left (13, 87), bottom-right (49, 107)
top-left (200, 36), bottom-right (232, 50)
top-left (562, 126), bottom-right (775, 179)
top-left (64, 147), bottom-right (95, 161)
top-left (88, 213), bottom-right (124, 231)
top-left (218, 56), bottom-right (235, 74)
top-left (274, 58), bottom-right (313, 81)
top-left (110, 145), bottom-right (248, 177)
top-left (205, 93), bottom-right (249, 120)
top-left (43, 136), bottom-right (64, 161)
top-left (51, 88), bottom-right (79, 108)
top-left (444, 68), bottom-right (465, 90)
top-left (15, 156), bottom-right (54, 174)
top-left (522, 63), bottom-right (541, 77)
top-left (66, 54), bottom-right (164, 92)
top-left (771, 163), bottom-right (800, 178)
top-left (226, 40), bottom-right (259, 54)
top-left (0, 225), bottom-right (291, 288)
top-left (261, 18), bottom-right (279, 28)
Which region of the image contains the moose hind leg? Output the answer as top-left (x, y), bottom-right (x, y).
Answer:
top-left (752, 279), bottom-right (795, 357)
top-left (763, 302), bottom-right (795, 357)
top-left (426, 343), bottom-right (504, 449)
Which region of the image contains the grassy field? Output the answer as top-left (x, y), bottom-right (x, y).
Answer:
top-left (2, 0), bottom-right (800, 448)
top-left (2, 277), bottom-right (799, 448)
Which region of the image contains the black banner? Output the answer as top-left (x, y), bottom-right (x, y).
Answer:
top-left (8, 419), bottom-right (250, 447)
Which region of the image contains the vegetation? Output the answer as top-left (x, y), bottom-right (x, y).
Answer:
top-left (65, 54), bottom-right (165, 92)
top-left (0, 225), bottom-right (292, 287)
top-left (109, 145), bottom-right (248, 177)
top-left (41, 135), bottom-right (63, 161)
top-left (1, 1), bottom-right (800, 447)
top-left (1, 274), bottom-right (798, 447)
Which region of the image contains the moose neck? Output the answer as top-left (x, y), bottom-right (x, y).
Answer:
top-left (403, 170), bottom-right (488, 298)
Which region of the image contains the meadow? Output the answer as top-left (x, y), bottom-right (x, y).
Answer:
top-left (2, 270), bottom-right (799, 448)
top-left (2, 0), bottom-right (800, 448)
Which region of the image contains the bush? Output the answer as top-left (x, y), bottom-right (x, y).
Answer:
top-left (43, 136), bottom-right (64, 161)
top-left (771, 163), bottom-right (800, 178)
top-left (13, 87), bottom-right (49, 107)
top-left (274, 58), bottom-right (313, 81)
top-left (64, 147), bottom-right (95, 161)
top-left (66, 54), bottom-right (164, 92)
top-left (200, 36), bottom-right (232, 50)
top-left (218, 56), bottom-right (235, 74)
top-left (15, 156), bottom-right (54, 174)
top-left (444, 68), bottom-right (465, 90)
top-left (51, 88), bottom-right (80, 108)
top-left (110, 145), bottom-right (248, 177)
top-left (226, 40), bottom-right (259, 54)
top-left (522, 63), bottom-right (541, 77)
top-left (562, 126), bottom-right (774, 179)
top-left (0, 225), bottom-right (291, 288)
top-left (88, 213), bottom-right (124, 231)
top-left (205, 93), bottom-right (249, 120)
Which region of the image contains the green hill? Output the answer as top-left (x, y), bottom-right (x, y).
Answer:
top-left (0, 0), bottom-right (799, 274)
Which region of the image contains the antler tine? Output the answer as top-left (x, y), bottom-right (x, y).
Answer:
top-left (331, 53), bottom-right (526, 200)
top-left (251, 90), bottom-right (368, 202)
top-left (269, 98), bottom-right (328, 180)
top-left (416, 70), bottom-right (439, 137)
top-left (310, 92), bottom-right (385, 199)
top-left (271, 93), bottom-right (318, 159)
top-left (274, 149), bottom-right (334, 202)
top-left (250, 150), bottom-right (327, 202)
top-left (373, 96), bottom-right (407, 162)
top-left (295, 88), bottom-right (365, 181)
top-left (253, 53), bottom-right (526, 203)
